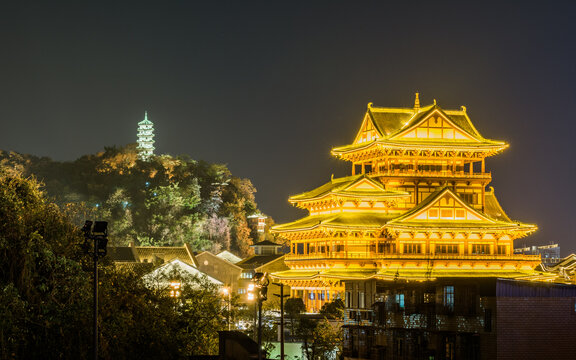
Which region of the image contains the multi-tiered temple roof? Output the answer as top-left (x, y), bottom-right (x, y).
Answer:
top-left (271, 94), bottom-right (549, 312)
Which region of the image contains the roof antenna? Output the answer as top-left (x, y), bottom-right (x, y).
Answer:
top-left (414, 92), bottom-right (420, 111)
top-left (144, 110), bottom-right (148, 120)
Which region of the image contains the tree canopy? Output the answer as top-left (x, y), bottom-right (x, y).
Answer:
top-left (0, 171), bottom-right (232, 359)
top-left (0, 146), bottom-right (273, 256)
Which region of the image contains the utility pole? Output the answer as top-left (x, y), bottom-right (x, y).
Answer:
top-left (82, 221), bottom-right (108, 360)
top-left (273, 282), bottom-right (289, 360)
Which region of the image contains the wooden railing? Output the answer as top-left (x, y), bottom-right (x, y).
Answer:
top-left (369, 170), bottom-right (492, 179)
top-left (285, 253), bottom-right (541, 261)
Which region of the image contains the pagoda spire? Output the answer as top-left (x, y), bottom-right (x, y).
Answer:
top-left (137, 111), bottom-right (155, 161)
top-left (414, 92), bottom-right (420, 110)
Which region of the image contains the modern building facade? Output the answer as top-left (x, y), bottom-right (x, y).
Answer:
top-left (515, 243), bottom-right (561, 266)
top-left (341, 278), bottom-right (576, 360)
top-left (271, 95), bottom-right (548, 313)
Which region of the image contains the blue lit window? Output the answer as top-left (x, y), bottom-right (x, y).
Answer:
top-left (444, 286), bottom-right (454, 311)
top-left (395, 294), bottom-right (405, 309)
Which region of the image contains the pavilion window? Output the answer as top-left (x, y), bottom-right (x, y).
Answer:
top-left (436, 244), bottom-right (459, 254)
top-left (404, 243), bottom-right (422, 254)
top-left (497, 245), bottom-right (507, 255)
top-left (296, 243), bottom-right (305, 255)
top-left (358, 292), bottom-right (365, 309)
top-left (471, 244), bottom-right (490, 255)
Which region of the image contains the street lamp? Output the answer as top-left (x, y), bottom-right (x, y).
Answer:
top-left (82, 220), bottom-right (108, 360)
top-left (252, 272), bottom-right (269, 360)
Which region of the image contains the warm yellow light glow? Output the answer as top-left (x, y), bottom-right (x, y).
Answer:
top-left (247, 283), bottom-right (255, 291)
top-left (271, 98), bottom-right (543, 312)
top-left (169, 281), bottom-right (181, 298)
top-left (247, 292), bottom-right (255, 301)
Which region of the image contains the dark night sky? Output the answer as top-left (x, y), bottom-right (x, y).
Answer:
top-left (1, 1), bottom-right (575, 253)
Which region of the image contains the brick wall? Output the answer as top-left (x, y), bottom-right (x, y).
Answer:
top-left (497, 296), bottom-right (576, 360)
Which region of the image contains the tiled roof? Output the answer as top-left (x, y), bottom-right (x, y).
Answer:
top-left (236, 254), bottom-right (284, 269)
top-left (484, 187), bottom-right (512, 222)
top-left (289, 174), bottom-right (409, 203)
top-left (271, 267), bottom-right (552, 281)
top-left (134, 246), bottom-right (196, 266)
top-left (216, 250), bottom-right (243, 264)
top-left (107, 246), bottom-right (137, 262)
top-left (251, 240), bottom-right (282, 247)
top-left (369, 104), bottom-right (482, 140)
top-left (114, 262), bottom-right (155, 276)
top-left (272, 212), bottom-right (397, 233)
top-left (333, 103), bottom-right (507, 155)
top-left (386, 187), bottom-right (536, 232)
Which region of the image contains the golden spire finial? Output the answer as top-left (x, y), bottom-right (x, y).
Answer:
top-left (433, 99), bottom-right (437, 105)
top-left (414, 92), bottom-right (420, 110)
top-left (461, 105), bottom-right (467, 112)
top-left (367, 102), bottom-right (373, 110)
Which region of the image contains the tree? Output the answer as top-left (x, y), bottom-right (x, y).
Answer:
top-left (0, 171), bottom-right (234, 359)
top-left (319, 298), bottom-right (345, 319)
top-left (298, 318), bottom-right (342, 360)
top-left (284, 297), bottom-right (306, 337)
top-left (0, 172), bottom-right (92, 359)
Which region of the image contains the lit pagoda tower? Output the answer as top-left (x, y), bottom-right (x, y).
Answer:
top-left (272, 94), bottom-right (544, 312)
top-left (136, 111), bottom-right (155, 161)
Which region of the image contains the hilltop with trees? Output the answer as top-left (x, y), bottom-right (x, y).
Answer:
top-left (0, 145), bottom-right (273, 256)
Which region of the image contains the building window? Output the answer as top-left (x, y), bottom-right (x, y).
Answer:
top-left (296, 243), bottom-right (304, 254)
top-left (436, 244), bottom-right (459, 254)
top-left (241, 272), bottom-right (254, 279)
top-left (395, 294), bottom-right (405, 310)
top-left (345, 291), bottom-right (352, 308)
top-left (238, 288), bottom-right (246, 294)
top-left (169, 281), bottom-right (181, 298)
top-left (443, 286), bottom-right (455, 311)
top-left (497, 245), bottom-right (507, 255)
top-left (309, 292), bottom-right (315, 300)
top-left (358, 292), bottom-right (365, 309)
top-left (472, 244), bottom-right (490, 255)
top-left (404, 243), bottom-right (422, 254)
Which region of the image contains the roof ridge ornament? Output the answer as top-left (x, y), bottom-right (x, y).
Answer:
top-left (433, 99), bottom-right (437, 106)
top-left (367, 102), bottom-right (373, 110)
top-left (461, 105), bottom-right (467, 112)
top-left (414, 92), bottom-right (420, 111)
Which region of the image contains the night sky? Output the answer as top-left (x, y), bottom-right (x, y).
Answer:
top-left (1, 1), bottom-right (575, 254)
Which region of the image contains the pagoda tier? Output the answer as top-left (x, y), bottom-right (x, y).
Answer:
top-left (332, 103), bottom-right (507, 181)
top-left (271, 96), bottom-right (544, 312)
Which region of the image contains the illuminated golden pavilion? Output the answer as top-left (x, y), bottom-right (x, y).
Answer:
top-left (272, 94), bottom-right (546, 312)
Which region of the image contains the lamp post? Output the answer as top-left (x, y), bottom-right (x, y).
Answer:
top-left (272, 282), bottom-right (289, 360)
top-left (82, 220), bottom-right (108, 360)
top-left (222, 286), bottom-right (232, 331)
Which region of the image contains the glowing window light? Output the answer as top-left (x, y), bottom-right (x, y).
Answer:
top-left (169, 281), bottom-right (181, 298)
